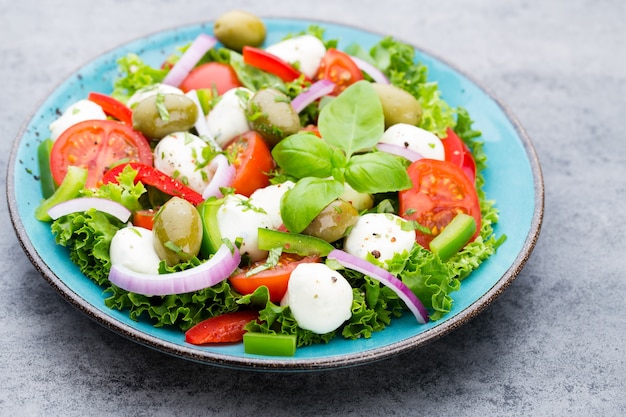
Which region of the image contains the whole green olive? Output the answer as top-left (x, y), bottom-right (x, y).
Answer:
top-left (152, 197), bottom-right (203, 266)
top-left (371, 82), bottom-right (422, 128)
top-left (303, 199), bottom-right (359, 243)
top-left (246, 88), bottom-right (301, 147)
top-left (132, 93), bottom-right (198, 140)
top-left (340, 182), bottom-right (374, 212)
top-left (213, 10), bottom-right (266, 52)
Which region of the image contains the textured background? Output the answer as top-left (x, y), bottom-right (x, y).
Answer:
top-left (2, 0), bottom-right (625, 415)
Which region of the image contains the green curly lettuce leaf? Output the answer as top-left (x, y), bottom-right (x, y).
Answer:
top-left (454, 106), bottom-right (489, 194)
top-left (81, 164), bottom-right (146, 212)
top-left (282, 24), bottom-right (339, 50)
top-left (52, 164), bottom-right (240, 331)
top-left (416, 81), bottom-right (457, 137)
top-left (52, 210), bottom-right (242, 331)
top-left (111, 53), bottom-right (167, 103)
top-left (104, 280), bottom-right (241, 331)
top-left (51, 209), bottom-right (124, 285)
top-left (386, 246), bottom-right (460, 321)
top-left (341, 271), bottom-right (405, 339)
top-left (51, 167), bottom-right (145, 285)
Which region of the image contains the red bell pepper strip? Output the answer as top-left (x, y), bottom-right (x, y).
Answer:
top-left (242, 46), bottom-right (308, 83)
top-left (101, 162), bottom-right (204, 205)
top-left (185, 310), bottom-right (260, 345)
top-left (88, 92), bottom-right (133, 125)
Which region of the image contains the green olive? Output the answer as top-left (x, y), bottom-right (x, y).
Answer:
top-left (303, 199), bottom-right (359, 243)
top-left (371, 82), bottom-right (422, 128)
top-left (340, 182), bottom-right (374, 212)
top-left (246, 88), bottom-right (301, 147)
top-left (132, 93), bottom-right (198, 140)
top-left (152, 197), bottom-right (203, 266)
top-left (213, 10), bottom-right (266, 52)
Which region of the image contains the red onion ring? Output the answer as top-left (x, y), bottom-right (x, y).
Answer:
top-left (202, 154), bottom-right (236, 199)
top-left (291, 79), bottom-right (336, 113)
top-left (162, 34), bottom-right (217, 87)
top-left (327, 249), bottom-right (429, 324)
top-left (376, 142), bottom-right (424, 162)
top-left (349, 55), bottom-right (390, 84)
top-left (108, 244), bottom-right (241, 296)
top-left (47, 197), bottom-right (131, 223)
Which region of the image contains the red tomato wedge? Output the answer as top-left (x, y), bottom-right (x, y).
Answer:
top-left (229, 254), bottom-right (320, 304)
top-left (442, 127), bottom-right (477, 184)
top-left (50, 119), bottom-right (152, 189)
top-left (461, 141), bottom-right (477, 185)
top-left (301, 124), bottom-right (321, 137)
top-left (101, 162), bottom-right (204, 205)
top-left (132, 209), bottom-right (157, 230)
top-left (179, 62), bottom-right (242, 96)
top-left (442, 127), bottom-right (465, 168)
top-left (87, 92), bottom-right (133, 125)
top-left (185, 310), bottom-right (259, 345)
top-left (316, 48), bottom-right (364, 95)
top-left (225, 131), bottom-right (275, 197)
top-left (242, 46), bottom-right (306, 82)
top-left (399, 159), bottom-right (481, 249)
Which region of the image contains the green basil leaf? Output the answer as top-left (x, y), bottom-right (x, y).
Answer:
top-left (344, 152), bottom-right (412, 194)
top-left (317, 81), bottom-right (384, 158)
top-left (272, 133), bottom-right (338, 179)
top-left (280, 177), bottom-right (344, 233)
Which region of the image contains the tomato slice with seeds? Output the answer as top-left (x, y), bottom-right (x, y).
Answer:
top-left (316, 48), bottom-right (364, 95)
top-left (225, 131), bottom-right (275, 197)
top-left (229, 254), bottom-right (320, 304)
top-left (50, 119), bottom-right (152, 189)
top-left (399, 159), bottom-right (481, 249)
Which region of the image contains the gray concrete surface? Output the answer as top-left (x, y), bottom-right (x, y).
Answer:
top-left (1, 0), bottom-right (625, 415)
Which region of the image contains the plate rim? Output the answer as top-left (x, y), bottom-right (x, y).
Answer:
top-left (6, 17), bottom-right (544, 371)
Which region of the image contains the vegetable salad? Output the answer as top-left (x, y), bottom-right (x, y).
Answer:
top-left (35, 10), bottom-right (504, 355)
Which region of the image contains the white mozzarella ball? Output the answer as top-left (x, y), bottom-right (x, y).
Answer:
top-left (344, 213), bottom-right (416, 266)
top-left (379, 123), bottom-right (445, 161)
top-left (281, 263), bottom-right (353, 334)
top-left (216, 194), bottom-right (273, 262)
top-left (110, 227), bottom-right (162, 275)
top-left (265, 35), bottom-right (327, 79)
top-left (249, 181), bottom-right (295, 229)
top-left (153, 132), bottom-right (214, 194)
top-left (49, 100), bottom-right (107, 141)
top-left (126, 83), bottom-right (185, 108)
top-left (206, 87), bottom-right (253, 147)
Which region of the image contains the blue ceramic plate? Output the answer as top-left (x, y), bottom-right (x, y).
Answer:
top-left (7, 19), bottom-right (543, 371)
